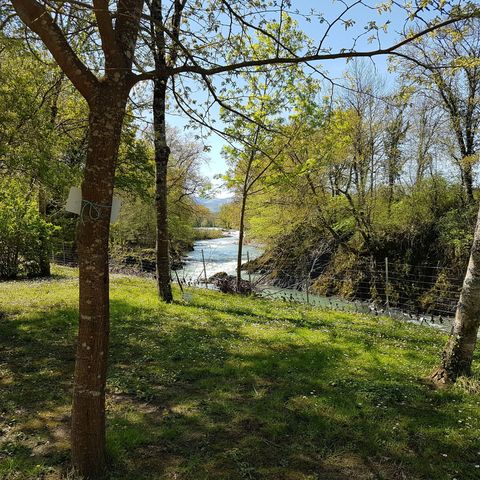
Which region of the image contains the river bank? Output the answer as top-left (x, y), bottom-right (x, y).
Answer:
top-left (176, 231), bottom-right (455, 333)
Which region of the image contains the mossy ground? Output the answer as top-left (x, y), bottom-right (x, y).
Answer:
top-left (0, 266), bottom-right (479, 479)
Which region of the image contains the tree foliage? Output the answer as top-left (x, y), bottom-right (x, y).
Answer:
top-left (0, 178), bottom-right (57, 279)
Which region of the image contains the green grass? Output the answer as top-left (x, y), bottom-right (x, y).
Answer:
top-left (0, 266), bottom-right (479, 480)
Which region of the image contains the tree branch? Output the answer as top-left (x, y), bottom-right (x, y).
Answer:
top-left (11, 0), bottom-right (98, 101)
top-left (115, 0), bottom-right (144, 71)
top-left (93, 0), bottom-right (122, 70)
top-left (136, 12), bottom-right (479, 80)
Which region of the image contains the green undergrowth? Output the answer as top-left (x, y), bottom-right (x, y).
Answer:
top-left (193, 228), bottom-right (225, 240)
top-left (0, 266), bottom-right (479, 480)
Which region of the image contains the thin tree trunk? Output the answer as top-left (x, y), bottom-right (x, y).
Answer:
top-left (431, 205), bottom-right (480, 385)
top-left (463, 161), bottom-right (474, 203)
top-left (38, 186), bottom-right (51, 276)
top-left (153, 77), bottom-right (173, 302)
top-left (387, 170), bottom-right (395, 209)
top-left (236, 190), bottom-right (248, 291)
top-left (235, 125), bottom-right (261, 292)
top-left (71, 85), bottom-right (127, 478)
top-left (37, 74), bottom-right (63, 277)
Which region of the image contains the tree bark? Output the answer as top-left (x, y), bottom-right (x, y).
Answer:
top-left (38, 186), bottom-right (51, 276)
top-left (236, 190), bottom-right (248, 291)
top-left (463, 161), bottom-right (474, 204)
top-left (431, 205), bottom-right (480, 385)
top-left (71, 83), bottom-right (128, 478)
top-left (153, 77), bottom-right (173, 302)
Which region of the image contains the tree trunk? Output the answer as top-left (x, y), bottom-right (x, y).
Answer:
top-left (71, 84), bottom-right (128, 479)
top-left (387, 168), bottom-right (395, 209)
top-left (37, 75), bottom-right (63, 277)
top-left (236, 190), bottom-right (248, 291)
top-left (431, 205), bottom-right (480, 385)
top-left (463, 161), bottom-right (474, 203)
top-left (153, 77), bottom-right (173, 302)
top-left (38, 186), bottom-right (51, 276)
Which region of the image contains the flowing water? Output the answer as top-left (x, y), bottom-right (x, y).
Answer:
top-left (179, 230), bottom-right (262, 282)
top-left (180, 231), bottom-right (350, 307)
top-left (178, 231), bottom-right (453, 333)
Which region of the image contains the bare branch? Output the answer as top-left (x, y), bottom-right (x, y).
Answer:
top-left (136, 12), bottom-right (479, 81)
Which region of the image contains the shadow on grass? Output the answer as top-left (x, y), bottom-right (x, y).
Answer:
top-left (1, 296), bottom-right (478, 480)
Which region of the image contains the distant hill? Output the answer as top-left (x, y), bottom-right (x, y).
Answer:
top-left (195, 197), bottom-right (232, 213)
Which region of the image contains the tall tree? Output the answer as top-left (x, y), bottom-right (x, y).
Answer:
top-left (221, 14), bottom-right (318, 290)
top-left (149, 0), bottom-right (187, 302)
top-left (9, 1), bottom-right (144, 476)
top-left (400, 20), bottom-right (480, 385)
top-left (399, 19), bottom-right (480, 202)
top-left (335, 60), bottom-right (385, 251)
top-left (383, 98), bottom-right (408, 207)
top-left (409, 99), bottom-right (441, 184)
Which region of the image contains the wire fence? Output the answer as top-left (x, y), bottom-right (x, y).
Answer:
top-left (51, 242), bottom-right (463, 333)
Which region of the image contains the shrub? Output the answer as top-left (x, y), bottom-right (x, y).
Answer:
top-left (0, 180), bottom-right (56, 279)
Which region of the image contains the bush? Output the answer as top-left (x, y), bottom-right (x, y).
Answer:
top-left (0, 180), bottom-right (56, 279)
top-left (193, 228), bottom-right (224, 240)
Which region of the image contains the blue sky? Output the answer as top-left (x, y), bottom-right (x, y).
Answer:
top-left (165, 1), bottom-right (416, 196)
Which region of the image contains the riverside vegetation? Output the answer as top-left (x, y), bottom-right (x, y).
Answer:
top-left (0, 266), bottom-right (479, 480)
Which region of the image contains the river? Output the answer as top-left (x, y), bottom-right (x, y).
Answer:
top-left (178, 230), bottom-right (262, 283)
top-left (177, 231), bottom-right (453, 333)
top-left (179, 230), bottom-right (380, 310)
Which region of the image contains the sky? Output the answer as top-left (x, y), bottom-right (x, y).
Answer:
top-left (164, 1), bottom-right (422, 197)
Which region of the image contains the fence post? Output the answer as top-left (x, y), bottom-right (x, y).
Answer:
top-left (247, 251), bottom-right (252, 284)
top-left (201, 249), bottom-right (208, 289)
top-left (385, 257), bottom-right (390, 309)
top-left (306, 272), bottom-right (310, 305)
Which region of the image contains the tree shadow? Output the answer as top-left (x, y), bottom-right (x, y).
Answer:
top-left (0, 295), bottom-right (478, 480)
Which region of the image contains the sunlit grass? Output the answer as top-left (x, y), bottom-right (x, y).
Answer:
top-left (0, 265), bottom-right (479, 479)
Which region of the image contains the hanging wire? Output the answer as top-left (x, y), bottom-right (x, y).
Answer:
top-left (79, 200), bottom-right (112, 224)
top-left (50, 246), bottom-right (463, 331)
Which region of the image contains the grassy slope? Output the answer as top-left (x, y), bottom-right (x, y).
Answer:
top-left (0, 267), bottom-right (479, 480)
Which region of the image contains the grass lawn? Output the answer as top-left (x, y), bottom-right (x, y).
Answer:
top-left (0, 266), bottom-right (479, 480)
